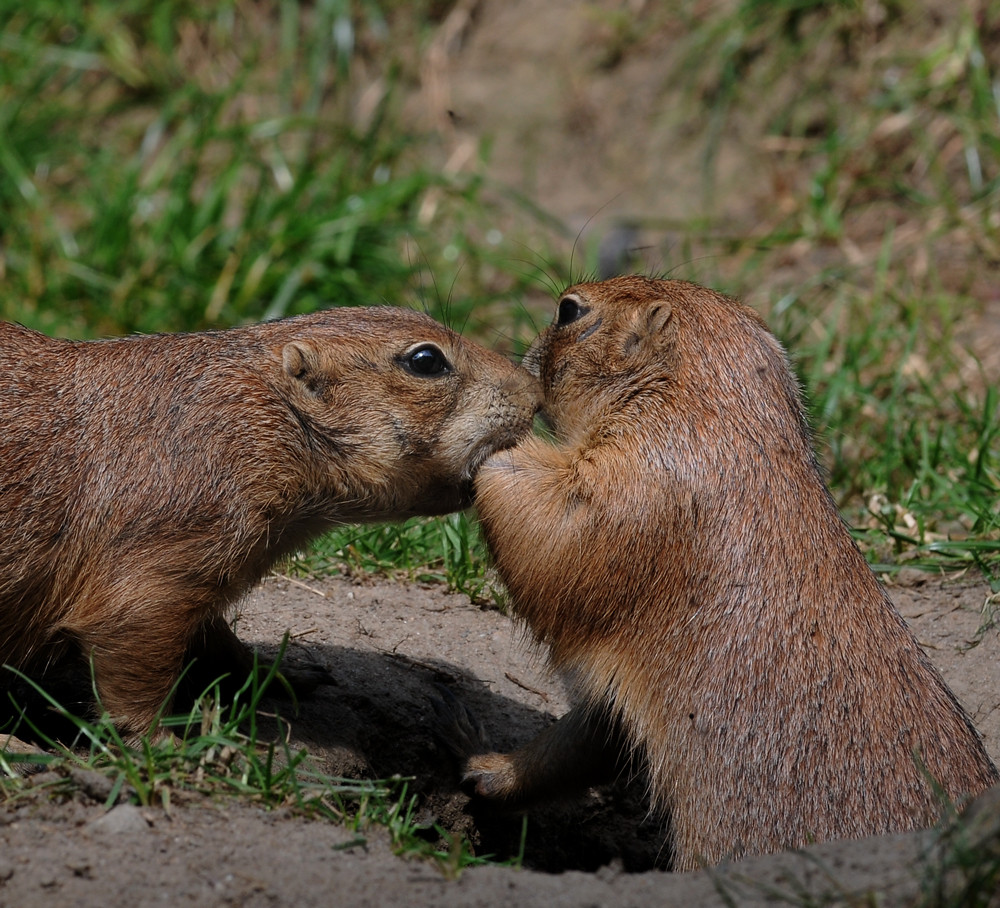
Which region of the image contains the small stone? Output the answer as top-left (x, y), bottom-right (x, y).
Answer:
top-left (87, 804), bottom-right (151, 835)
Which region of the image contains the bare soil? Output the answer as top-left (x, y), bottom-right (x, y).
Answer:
top-left (1, 572), bottom-right (998, 906)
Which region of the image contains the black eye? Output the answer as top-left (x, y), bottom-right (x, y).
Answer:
top-left (556, 296), bottom-right (587, 326)
top-left (402, 343), bottom-right (452, 377)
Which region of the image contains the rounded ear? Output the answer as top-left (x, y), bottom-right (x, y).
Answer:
top-left (282, 341), bottom-right (319, 381)
top-left (622, 301), bottom-right (673, 358)
top-left (282, 341), bottom-right (339, 397)
top-left (646, 302), bottom-right (673, 339)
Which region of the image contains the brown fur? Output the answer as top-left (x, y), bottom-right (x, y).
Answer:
top-left (461, 276), bottom-right (998, 870)
top-left (0, 306), bottom-right (539, 742)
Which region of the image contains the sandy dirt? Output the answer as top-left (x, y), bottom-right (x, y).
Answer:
top-left (1, 571), bottom-right (997, 906)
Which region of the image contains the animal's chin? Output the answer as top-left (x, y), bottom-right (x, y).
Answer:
top-left (464, 414), bottom-right (557, 491)
top-left (462, 433), bottom-right (524, 501)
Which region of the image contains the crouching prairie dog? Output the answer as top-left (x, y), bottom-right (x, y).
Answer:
top-left (449, 276), bottom-right (999, 870)
top-left (0, 306), bottom-right (539, 743)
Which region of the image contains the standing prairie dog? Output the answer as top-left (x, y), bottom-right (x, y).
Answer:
top-left (453, 276), bottom-right (998, 870)
top-left (0, 306), bottom-right (539, 743)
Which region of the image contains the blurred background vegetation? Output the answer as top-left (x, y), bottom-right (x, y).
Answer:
top-left (0, 0), bottom-right (540, 338)
top-left (1, 0), bottom-right (998, 584)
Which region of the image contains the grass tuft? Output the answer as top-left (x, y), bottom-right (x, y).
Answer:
top-left (294, 511), bottom-right (496, 602)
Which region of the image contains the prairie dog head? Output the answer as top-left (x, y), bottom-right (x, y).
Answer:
top-left (525, 276), bottom-right (807, 454)
top-left (275, 306), bottom-right (540, 521)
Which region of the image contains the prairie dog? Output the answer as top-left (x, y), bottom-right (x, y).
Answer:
top-left (452, 276), bottom-right (998, 870)
top-left (0, 306), bottom-right (539, 742)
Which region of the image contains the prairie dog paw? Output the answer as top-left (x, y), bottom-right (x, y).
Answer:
top-left (462, 753), bottom-right (520, 800)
